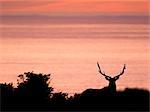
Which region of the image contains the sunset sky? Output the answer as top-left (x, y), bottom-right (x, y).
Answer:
top-left (1, 0), bottom-right (149, 14)
top-left (0, 0), bottom-right (149, 93)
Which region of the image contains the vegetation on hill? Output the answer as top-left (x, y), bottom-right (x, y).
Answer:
top-left (0, 72), bottom-right (149, 111)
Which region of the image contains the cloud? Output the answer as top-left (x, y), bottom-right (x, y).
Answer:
top-left (1, 14), bottom-right (149, 26)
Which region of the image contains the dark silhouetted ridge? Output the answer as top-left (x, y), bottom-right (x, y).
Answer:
top-left (0, 72), bottom-right (149, 111)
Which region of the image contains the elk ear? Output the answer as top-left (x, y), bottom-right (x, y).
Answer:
top-left (105, 76), bottom-right (111, 80)
top-left (114, 75), bottom-right (119, 80)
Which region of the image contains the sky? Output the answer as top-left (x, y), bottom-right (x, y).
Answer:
top-left (0, 0), bottom-right (149, 14)
top-left (0, 0), bottom-right (150, 93)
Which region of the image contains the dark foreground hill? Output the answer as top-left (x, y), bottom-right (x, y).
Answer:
top-left (1, 72), bottom-right (149, 111)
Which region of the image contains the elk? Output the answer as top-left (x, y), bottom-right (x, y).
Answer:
top-left (80, 63), bottom-right (126, 104)
top-left (97, 62), bottom-right (126, 93)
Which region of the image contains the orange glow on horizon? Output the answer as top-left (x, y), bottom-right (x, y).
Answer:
top-left (1, 0), bottom-right (149, 14)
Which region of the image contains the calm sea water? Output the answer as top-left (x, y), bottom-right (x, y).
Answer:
top-left (0, 23), bottom-right (149, 93)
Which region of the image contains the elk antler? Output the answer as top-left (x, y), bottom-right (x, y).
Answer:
top-left (115, 64), bottom-right (126, 78)
top-left (97, 62), bottom-right (110, 78)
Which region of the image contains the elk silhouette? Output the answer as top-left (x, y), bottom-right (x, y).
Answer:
top-left (97, 62), bottom-right (126, 93)
top-left (80, 62), bottom-right (126, 103)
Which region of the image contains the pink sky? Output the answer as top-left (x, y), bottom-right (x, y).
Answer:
top-left (0, 24), bottom-right (149, 93)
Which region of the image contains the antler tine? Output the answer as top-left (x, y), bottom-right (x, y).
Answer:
top-left (118, 64), bottom-right (126, 76)
top-left (97, 62), bottom-right (107, 77)
top-left (124, 64), bottom-right (126, 69)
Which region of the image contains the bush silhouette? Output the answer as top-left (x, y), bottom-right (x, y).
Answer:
top-left (17, 72), bottom-right (53, 100)
top-left (1, 72), bottom-right (54, 110)
top-left (51, 92), bottom-right (68, 104)
top-left (1, 83), bottom-right (14, 110)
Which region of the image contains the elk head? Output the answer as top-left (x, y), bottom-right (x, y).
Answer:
top-left (97, 62), bottom-right (126, 92)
